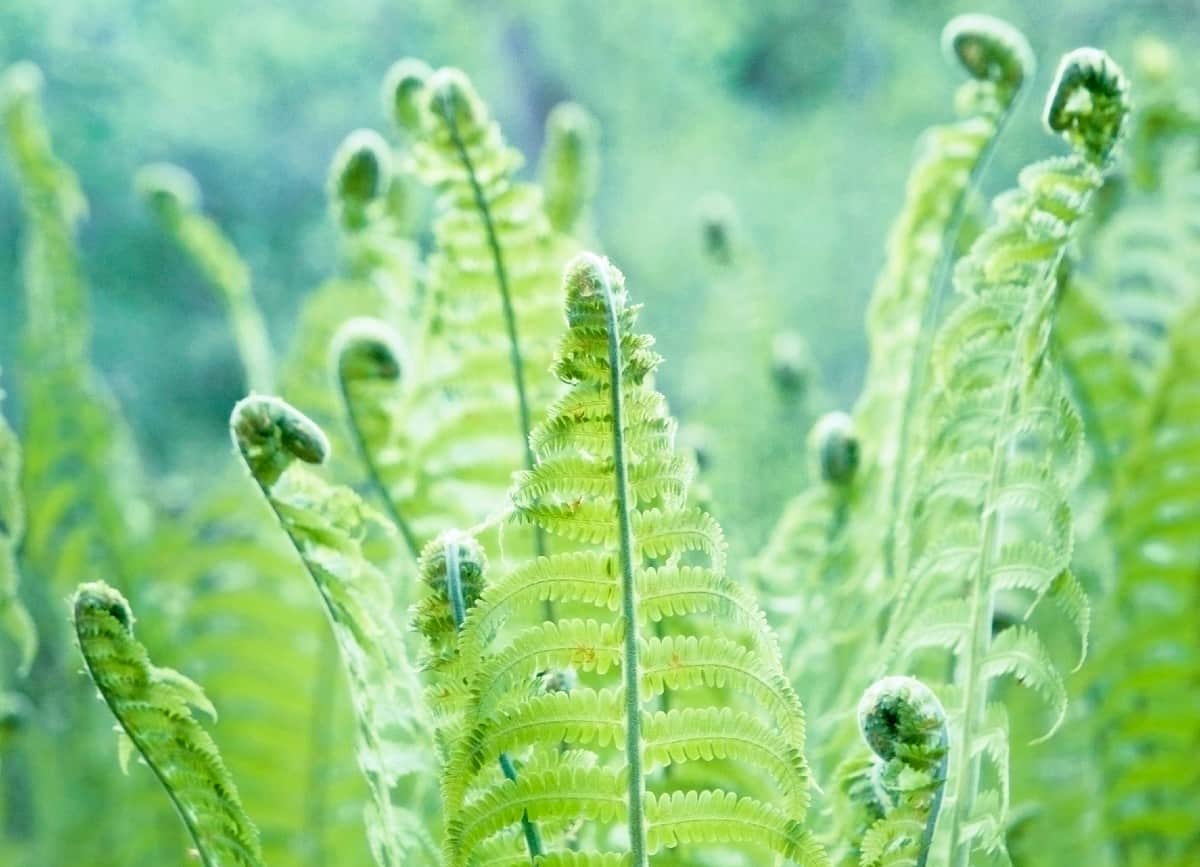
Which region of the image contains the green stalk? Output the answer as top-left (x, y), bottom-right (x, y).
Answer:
top-left (336, 372), bottom-right (421, 560)
top-left (438, 93), bottom-right (552, 617)
top-left (588, 254), bottom-right (648, 866)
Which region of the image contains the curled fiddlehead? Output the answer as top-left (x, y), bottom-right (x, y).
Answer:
top-left (855, 678), bottom-right (948, 867)
top-left (73, 581), bottom-right (264, 867)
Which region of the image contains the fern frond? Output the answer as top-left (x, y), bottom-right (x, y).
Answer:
top-left (72, 581), bottom-right (264, 867)
top-left (881, 49), bottom-right (1131, 867)
top-left (137, 162), bottom-right (274, 393)
top-left (0, 374), bottom-right (35, 674)
top-left (231, 396), bottom-right (438, 866)
top-left (540, 102), bottom-right (600, 237)
top-left (442, 254), bottom-right (821, 866)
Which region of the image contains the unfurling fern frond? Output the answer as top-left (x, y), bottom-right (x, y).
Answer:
top-left (441, 254), bottom-right (824, 867)
top-left (0, 373), bottom-right (35, 675)
top-left (1092, 297), bottom-right (1200, 863)
top-left (850, 677), bottom-right (948, 867)
top-left (72, 581), bottom-right (264, 867)
top-left (137, 162), bottom-right (275, 394)
top-left (231, 396), bottom-right (438, 866)
top-left (880, 49), bottom-right (1130, 866)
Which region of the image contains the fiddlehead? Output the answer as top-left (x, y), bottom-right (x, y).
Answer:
top-left (231, 396), bottom-right (438, 866)
top-left (72, 582), bottom-right (264, 867)
top-left (854, 678), bottom-right (948, 867)
top-left (137, 162), bottom-right (274, 394)
top-left (439, 254), bottom-right (824, 866)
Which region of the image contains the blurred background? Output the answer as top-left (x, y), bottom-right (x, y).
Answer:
top-left (1, 0), bottom-right (1197, 550)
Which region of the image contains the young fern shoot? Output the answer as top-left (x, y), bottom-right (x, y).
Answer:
top-left (231, 396), bottom-right (438, 866)
top-left (438, 254), bottom-right (824, 866)
top-left (72, 581), bottom-right (264, 867)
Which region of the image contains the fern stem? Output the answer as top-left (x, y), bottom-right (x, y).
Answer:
top-left (337, 372), bottom-right (421, 559)
top-left (446, 538), bottom-right (544, 861)
top-left (587, 253), bottom-right (649, 866)
top-left (303, 628), bottom-right (337, 867)
top-left (439, 92), bottom-right (552, 608)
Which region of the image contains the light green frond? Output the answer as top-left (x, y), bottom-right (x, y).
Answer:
top-left (0, 375), bottom-right (35, 675)
top-left (73, 581), bottom-right (264, 867)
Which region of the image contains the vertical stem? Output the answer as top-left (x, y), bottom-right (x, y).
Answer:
top-left (337, 374), bottom-right (421, 560)
top-left (917, 733), bottom-right (950, 867)
top-left (590, 255), bottom-right (648, 866)
top-left (303, 629), bottom-right (337, 867)
top-left (445, 539), bottom-right (543, 861)
top-left (440, 97), bottom-right (552, 619)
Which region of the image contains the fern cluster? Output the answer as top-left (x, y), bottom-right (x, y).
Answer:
top-left (1, 13), bottom-right (1196, 867)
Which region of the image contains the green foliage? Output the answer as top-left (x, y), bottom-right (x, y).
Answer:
top-left (1, 10), bottom-right (1198, 867)
top-left (72, 581), bottom-right (264, 867)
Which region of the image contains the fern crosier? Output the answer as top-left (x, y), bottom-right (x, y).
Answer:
top-left (850, 678), bottom-right (949, 867)
top-left (882, 49), bottom-right (1130, 866)
top-left (72, 581), bottom-right (264, 867)
top-left (539, 102), bottom-right (601, 237)
top-left (231, 396), bottom-right (438, 867)
top-left (438, 254), bottom-right (823, 866)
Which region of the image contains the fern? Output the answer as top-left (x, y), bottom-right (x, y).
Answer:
top-left (137, 161), bottom-right (275, 393)
top-left (440, 253), bottom-right (823, 866)
top-left (72, 580), bottom-right (264, 867)
top-left (879, 49), bottom-right (1130, 866)
top-left (231, 395), bottom-right (438, 866)
top-left (336, 61), bottom-right (576, 558)
top-left (1091, 296), bottom-right (1200, 863)
top-left (0, 372), bottom-right (35, 676)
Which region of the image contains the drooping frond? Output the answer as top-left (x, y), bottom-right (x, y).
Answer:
top-left (441, 254), bottom-right (824, 866)
top-left (137, 162), bottom-right (274, 393)
top-left (0, 373), bottom-right (35, 675)
top-left (72, 581), bottom-right (265, 867)
top-left (231, 396), bottom-right (438, 866)
top-left (879, 49), bottom-right (1130, 867)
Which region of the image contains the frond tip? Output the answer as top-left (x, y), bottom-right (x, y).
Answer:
top-left (135, 162), bottom-right (202, 215)
top-left (230, 394), bottom-right (330, 487)
top-left (382, 57), bottom-right (433, 132)
top-left (1043, 48), bottom-right (1131, 163)
top-left (942, 14), bottom-right (1034, 91)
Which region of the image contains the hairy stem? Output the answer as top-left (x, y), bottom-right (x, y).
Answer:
top-left (439, 93), bottom-right (551, 618)
top-left (590, 254), bottom-right (648, 865)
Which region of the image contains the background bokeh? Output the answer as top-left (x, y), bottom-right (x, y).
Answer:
top-left (2, 0), bottom-right (1197, 550)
